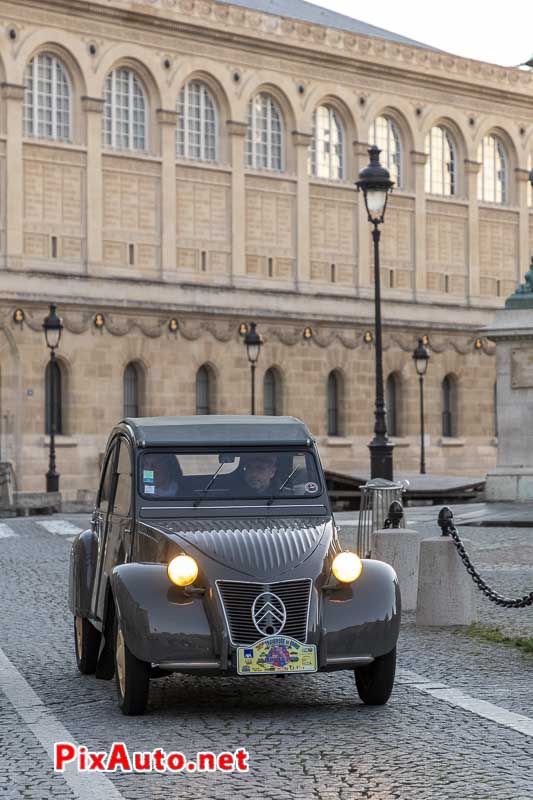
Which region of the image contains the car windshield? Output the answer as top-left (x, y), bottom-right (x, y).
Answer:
top-left (139, 450), bottom-right (322, 501)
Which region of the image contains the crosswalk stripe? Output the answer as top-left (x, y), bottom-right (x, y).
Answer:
top-left (398, 669), bottom-right (533, 739)
top-left (0, 523), bottom-right (18, 539)
top-left (37, 520), bottom-right (83, 537)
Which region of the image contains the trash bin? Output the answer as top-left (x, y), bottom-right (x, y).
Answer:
top-left (356, 478), bottom-right (406, 558)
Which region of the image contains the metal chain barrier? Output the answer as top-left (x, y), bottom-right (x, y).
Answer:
top-left (438, 506), bottom-right (533, 608)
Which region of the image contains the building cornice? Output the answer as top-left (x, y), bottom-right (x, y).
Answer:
top-left (14, 0), bottom-right (533, 109)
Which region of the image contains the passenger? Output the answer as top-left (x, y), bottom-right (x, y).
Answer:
top-left (142, 453), bottom-right (181, 498)
top-left (241, 454), bottom-right (278, 496)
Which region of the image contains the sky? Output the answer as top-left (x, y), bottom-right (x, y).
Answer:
top-left (305, 0), bottom-right (533, 67)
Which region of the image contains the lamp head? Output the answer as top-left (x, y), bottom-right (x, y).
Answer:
top-left (244, 321), bottom-right (263, 364)
top-left (412, 337), bottom-right (430, 376)
top-left (356, 145), bottom-right (394, 223)
top-left (43, 304), bottom-right (63, 350)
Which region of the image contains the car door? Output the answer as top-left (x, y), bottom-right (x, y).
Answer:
top-left (95, 437), bottom-right (134, 621)
top-left (91, 440), bottom-right (118, 621)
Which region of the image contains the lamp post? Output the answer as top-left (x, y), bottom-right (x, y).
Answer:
top-left (356, 145), bottom-right (394, 479)
top-left (243, 321), bottom-right (263, 415)
top-left (412, 337), bottom-right (430, 475)
top-left (43, 304), bottom-right (63, 493)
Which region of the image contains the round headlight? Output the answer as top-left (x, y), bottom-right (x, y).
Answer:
top-left (168, 555), bottom-right (199, 587)
top-left (332, 551), bottom-right (363, 583)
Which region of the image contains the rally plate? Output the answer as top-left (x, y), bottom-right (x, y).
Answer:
top-left (237, 635), bottom-right (317, 675)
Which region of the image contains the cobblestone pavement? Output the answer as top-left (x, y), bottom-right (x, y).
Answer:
top-left (1, 514), bottom-right (533, 799)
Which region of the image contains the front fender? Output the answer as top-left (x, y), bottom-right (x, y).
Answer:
top-left (321, 559), bottom-right (401, 665)
top-left (68, 530), bottom-right (97, 617)
top-left (110, 563), bottom-right (216, 664)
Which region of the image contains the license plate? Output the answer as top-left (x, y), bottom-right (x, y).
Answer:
top-left (237, 635), bottom-right (317, 675)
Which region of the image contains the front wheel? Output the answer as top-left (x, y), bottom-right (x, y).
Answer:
top-left (355, 647), bottom-right (396, 705)
top-left (74, 615), bottom-right (100, 674)
top-left (115, 622), bottom-right (150, 716)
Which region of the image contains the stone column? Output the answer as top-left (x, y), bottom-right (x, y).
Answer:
top-left (354, 141), bottom-right (370, 294)
top-left (516, 167), bottom-right (531, 285)
top-left (227, 120), bottom-right (247, 280)
top-left (411, 150), bottom-right (428, 298)
top-left (2, 83), bottom-right (25, 270)
top-left (293, 131), bottom-right (312, 288)
top-left (82, 96), bottom-right (104, 273)
top-left (157, 108), bottom-right (178, 281)
top-left (465, 159), bottom-right (481, 302)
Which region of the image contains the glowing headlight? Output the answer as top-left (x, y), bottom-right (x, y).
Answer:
top-left (332, 551), bottom-right (363, 583)
top-left (167, 555), bottom-right (199, 587)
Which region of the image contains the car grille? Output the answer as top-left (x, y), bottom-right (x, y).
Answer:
top-left (216, 579), bottom-right (312, 646)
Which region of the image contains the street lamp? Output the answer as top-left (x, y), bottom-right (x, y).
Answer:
top-left (43, 304), bottom-right (63, 493)
top-left (412, 337), bottom-right (430, 475)
top-left (356, 145), bottom-right (394, 479)
top-left (243, 321), bottom-right (263, 415)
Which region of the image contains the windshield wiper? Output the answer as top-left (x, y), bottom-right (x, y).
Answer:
top-left (266, 465), bottom-right (301, 506)
top-left (193, 463), bottom-right (225, 507)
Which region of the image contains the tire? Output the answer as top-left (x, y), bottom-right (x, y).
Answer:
top-left (354, 647), bottom-right (396, 706)
top-left (114, 620), bottom-right (150, 716)
top-left (74, 615), bottom-right (100, 675)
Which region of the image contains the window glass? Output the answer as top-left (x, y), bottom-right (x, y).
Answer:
top-left (246, 93), bottom-right (283, 171)
top-left (477, 135), bottom-right (506, 204)
top-left (98, 445), bottom-right (116, 513)
top-left (327, 372), bottom-right (339, 436)
top-left (369, 115), bottom-right (401, 187)
top-left (139, 450), bottom-right (321, 501)
top-left (177, 81), bottom-right (217, 162)
top-left (309, 105), bottom-right (344, 180)
top-left (45, 360), bottom-right (62, 435)
top-left (123, 363), bottom-right (139, 417)
top-left (196, 366), bottom-right (212, 415)
top-left (103, 68), bottom-right (147, 152)
top-left (112, 440), bottom-right (132, 516)
top-left (24, 53), bottom-right (71, 142)
top-left (425, 126), bottom-right (456, 196)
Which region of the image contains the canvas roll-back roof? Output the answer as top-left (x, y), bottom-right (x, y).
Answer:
top-left (121, 415), bottom-right (313, 447)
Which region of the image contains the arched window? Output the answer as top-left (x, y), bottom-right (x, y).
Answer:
top-left (45, 360), bottom-right (63, 435)
top-left (442, 375), bottom-right (457, 438)
top-left (494, 381), bottom-right (498, 438)
top-left (425, 126), bottom-right (456, 196)
top-left (24, 53), bottom-right (71, 142)
top-left (246, 93), bottom-right (283, 171)
top-left (309, 105), bottom-right (344, 180)
top-left (370, 115), bottom-right (402, 187)
top-left (103, 68), bottom-right (147, 152)
top-left (123, 363), bottom-right (141, 418)
top-left (177, 81), bottom-right (217, 162)
top-left (196, 365), bottom-right (214, 415)
top-left (263, 368), bottom-right (282, 416)
top-left (386, 373), bottom-right (399, 437)
top-left (477, 134), bottom-right (507, 204)
top-left (327, 371), bottom-right (342, 436)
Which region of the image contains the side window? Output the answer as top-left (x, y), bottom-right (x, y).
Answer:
top-left (112, 439), bottom-right (133, 516)
top-left (97, 445), bottom-right (116, 513)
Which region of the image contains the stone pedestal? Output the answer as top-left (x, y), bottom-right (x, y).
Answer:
top-left (416, 537), bottom-right (476, 626)
top-left (485, 301), bottom-right (533, 502)
top-left (371, 527), bottom-right (421, 611)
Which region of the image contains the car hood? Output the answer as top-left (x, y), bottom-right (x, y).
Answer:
top-left (152, 516), bottom-right (329, 576)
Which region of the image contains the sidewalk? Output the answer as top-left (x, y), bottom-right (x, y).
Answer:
top-left (337, 503), bottom-right (533, 641)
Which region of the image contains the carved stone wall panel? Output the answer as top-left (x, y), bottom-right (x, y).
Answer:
top-left (377, 204), bottom-right (414, 274)
top-left (310, 186), bottom-right (355, 278)
top-left (176, 176), bottom-right (230, 244)
top-left (479, 209), bottom-right (518, 287)
top-left (426, 207), bottom-right (467, 278)
top-left (245, 186), bottom-right (295, 256)
top-left (23, 148), bottom-right (85, 235)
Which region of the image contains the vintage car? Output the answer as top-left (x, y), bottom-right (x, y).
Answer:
top-left (69, 416), bottom-right (400, 715)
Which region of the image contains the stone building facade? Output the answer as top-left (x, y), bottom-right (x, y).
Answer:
top-left (1, 0), bottom-right (533, 501)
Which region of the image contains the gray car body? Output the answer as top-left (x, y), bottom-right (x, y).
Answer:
top-left (69, 415), bottom-right (400, 676)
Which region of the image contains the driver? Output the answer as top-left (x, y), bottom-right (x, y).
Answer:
top-left (241, 454), bottom-right (278, 495)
